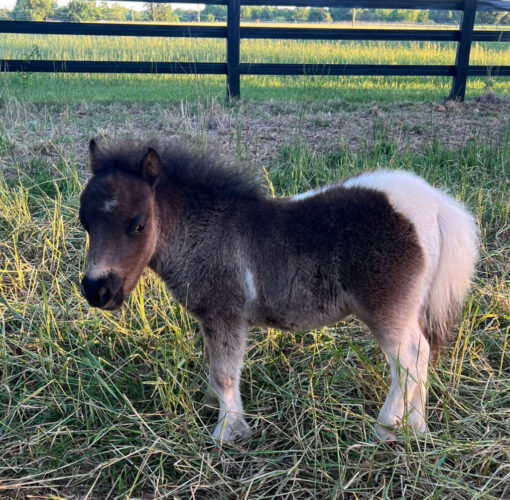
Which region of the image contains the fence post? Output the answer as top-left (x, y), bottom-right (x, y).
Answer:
top-left (227, 0), bottom-right (241, 99)
top-left (450, 0), bottom-right (477, 100)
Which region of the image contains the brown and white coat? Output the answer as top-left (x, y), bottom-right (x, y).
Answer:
top-left (79, 140), bottom-right (478, 442)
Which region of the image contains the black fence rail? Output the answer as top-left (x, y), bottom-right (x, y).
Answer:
top-left (1, 0), bottom-right (509, 100)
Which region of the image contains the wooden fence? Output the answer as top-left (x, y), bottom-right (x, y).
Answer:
top-left (1, 0), bottom-right (509, 100)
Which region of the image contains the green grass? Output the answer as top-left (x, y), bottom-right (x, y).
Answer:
top-left (1, 30), bottom-right (509, 102)
top-left (0, 95), bottom-right (508, 497)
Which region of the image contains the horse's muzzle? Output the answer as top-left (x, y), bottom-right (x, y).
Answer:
top-left (81, 272), bottom-right (124, 310)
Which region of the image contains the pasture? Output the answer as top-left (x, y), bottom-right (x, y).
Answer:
top-left (0, 65), bottom-right (509, 496)
top-left (1, 30), bottom-right (510, 101)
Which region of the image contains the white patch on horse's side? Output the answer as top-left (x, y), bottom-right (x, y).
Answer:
top-left (290, 184), bottom-right (338, 201)
top-left (346, 170), bottom-right (443, 308)
top-left (344, 169), bottom-right (478, 342)
top-left (245, 268), bottom-right (257, 301)
top-left (103, 198), bottom-right (118, 213)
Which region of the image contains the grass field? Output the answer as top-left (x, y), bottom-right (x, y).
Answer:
top-left (0, 90), bottom-right (509, 498)
top-left (1, 26), bottom-right (509, 101)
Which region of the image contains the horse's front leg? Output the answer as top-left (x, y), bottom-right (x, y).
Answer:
top-left (201, 317), bottom-right (250, 442)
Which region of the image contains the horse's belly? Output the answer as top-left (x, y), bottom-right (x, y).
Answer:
top-left (248, 298), bottom-right (350, 331)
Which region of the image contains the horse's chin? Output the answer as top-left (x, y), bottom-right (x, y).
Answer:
top-left (102, 288), bottom-right (125, 311)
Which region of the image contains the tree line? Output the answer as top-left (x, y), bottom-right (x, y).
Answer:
top-left (1, 0), bottom-right (509, 25)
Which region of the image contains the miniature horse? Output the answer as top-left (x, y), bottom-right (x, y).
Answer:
top-left (79, 139), bottom-right (478, 442)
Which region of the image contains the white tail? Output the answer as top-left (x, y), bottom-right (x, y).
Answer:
top-left (423, 192), bottom-right (479, 356)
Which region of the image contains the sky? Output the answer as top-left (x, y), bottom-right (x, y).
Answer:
top-left (0, 1), bottom-right (204, 10)
top-left (2, 0), bottom-right (508, 13)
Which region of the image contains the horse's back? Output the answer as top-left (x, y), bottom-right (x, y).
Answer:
top-left (240, 177), bottom-right (426, 330)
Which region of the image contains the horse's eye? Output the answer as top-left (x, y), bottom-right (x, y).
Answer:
top-left (127, 215), bottom-right (147, 235)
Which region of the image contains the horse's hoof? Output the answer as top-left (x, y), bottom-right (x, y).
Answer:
top-left (408, 412), bottom-right (428, 434)
top-left (213, 417), bottom-right (251, 443)
top-left (374, 423), bottom-right (402, 443)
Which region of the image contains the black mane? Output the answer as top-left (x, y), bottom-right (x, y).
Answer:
top-left (90, 139), bottom-right (263, 201)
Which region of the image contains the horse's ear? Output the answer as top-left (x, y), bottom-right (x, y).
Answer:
top-left (88, 139), bottom-right (102, 173)
top-left (141, 148), bottom-right (160, 185)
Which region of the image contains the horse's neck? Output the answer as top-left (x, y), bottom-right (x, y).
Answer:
top-left (149, 190), bottom-right (233, 279)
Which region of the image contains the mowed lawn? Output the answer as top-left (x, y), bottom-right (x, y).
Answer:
top-left (1, 24), bottom-right (509, 101)
top-left (0, 57), bottom-right (509, 498)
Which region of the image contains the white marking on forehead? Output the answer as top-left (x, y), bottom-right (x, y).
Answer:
top-left (245, 268), bottom-right (257, 301)
top-left (102, 198), bottom-right (118, 213)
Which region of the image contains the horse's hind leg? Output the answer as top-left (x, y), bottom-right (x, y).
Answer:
top-left (374, 317), bottom-right (429, 440)
top-left (201, 317), bottom-right (250, 442)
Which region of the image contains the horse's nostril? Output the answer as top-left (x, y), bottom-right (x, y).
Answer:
top-left (81, 273), bottom-right (122, 309)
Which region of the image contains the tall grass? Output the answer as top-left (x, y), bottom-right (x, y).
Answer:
top-left (1, 30), bottom-right (509, 102)
top-left (0, 96), bottom-right (508, 497)
top-left (2, 32), bottom-right (509, 66)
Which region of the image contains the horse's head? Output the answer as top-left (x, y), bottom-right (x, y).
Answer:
top-left (79, 139), bottom-right (160, 310)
